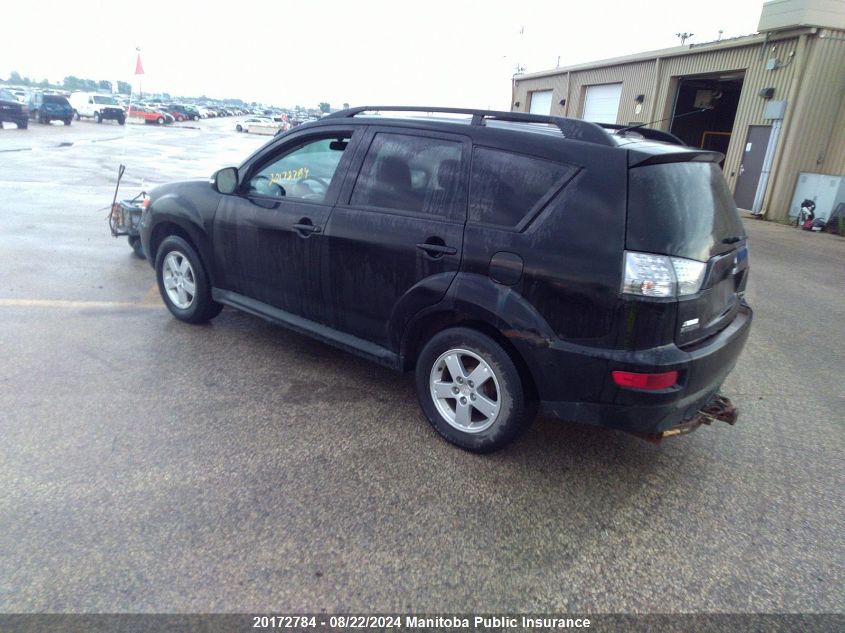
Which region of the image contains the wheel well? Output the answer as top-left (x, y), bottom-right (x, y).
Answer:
top-left (404, 314), bottom-right (539, 402)
top-left (149, 222), bottom-right (194, 264)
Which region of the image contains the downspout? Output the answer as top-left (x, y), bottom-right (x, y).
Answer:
top-left (649, 56), bottom-right (662, 124)
top-left (759, 32), bottom-right (809, 216)
top-left (564, 71), bottom-right (571, 117)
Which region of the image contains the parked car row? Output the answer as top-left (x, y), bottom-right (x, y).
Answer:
top-left (0, 89), bottom-right (75, 127)
top-left (2, 87), bottom-right (298, 131)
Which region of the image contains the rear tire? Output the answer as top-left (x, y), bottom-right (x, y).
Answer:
top-left (415, 327), bottom-right (534, 453)
top-left (74, 110), bottom-right (80, 121)
top-left (118, 117), bottom-right (125, 126)
top-left (64, 118), bottom-right (72, 126)
top-left (129, 236), bottom-right (145, 259)
top-left (157, 117), bottom-right (164, 125)
top-left (236, 124), bottom-right (243, 132)
top-left (154, 235), bottom-right (222, 324)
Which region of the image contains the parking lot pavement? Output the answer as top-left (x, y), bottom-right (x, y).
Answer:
top-left (0, 120), bottom-right (843, 613)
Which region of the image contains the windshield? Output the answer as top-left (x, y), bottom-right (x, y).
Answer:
top-left (93, 96), bottom-right (118, 105)
top-left (626, 161), bottom-right (745, 262)
top-left (1, 88), bottom-right (17, 101)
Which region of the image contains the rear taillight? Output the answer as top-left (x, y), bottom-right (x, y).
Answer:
top-left (622, 251), bottom-right (706, 298)
top-left (612, 370), bottom-right (678, 390)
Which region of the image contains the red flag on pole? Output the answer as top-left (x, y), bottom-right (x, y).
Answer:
top-left (135, 54), bottom-right (145, 76)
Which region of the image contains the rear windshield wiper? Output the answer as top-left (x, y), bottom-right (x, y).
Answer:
top-left (722, 236), bottom-right (743, 244)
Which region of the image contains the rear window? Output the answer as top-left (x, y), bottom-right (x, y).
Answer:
top-left (44, 95), bottom-right (68, 104)
top-left (0, 88), bottom-right (15, 101)
top-left (627, 161), bottom-right (745, 262)
top-left (469, 148), bottom-right (575, 228)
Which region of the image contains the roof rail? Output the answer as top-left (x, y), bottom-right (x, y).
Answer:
top-left (597, 123), bottom-right (685, 146)
top-left (324, 106), bottom-right (615, 147)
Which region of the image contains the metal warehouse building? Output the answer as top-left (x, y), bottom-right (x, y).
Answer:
top-left (511, 0), bottom-right (845, 223)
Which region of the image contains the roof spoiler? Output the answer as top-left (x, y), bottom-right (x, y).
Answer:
top-left (325, 106), bottom-right (616, 147)
top-left (628, 148), bottom-right (725, 167)
top-left (597, 123), bottom-right (685, 146)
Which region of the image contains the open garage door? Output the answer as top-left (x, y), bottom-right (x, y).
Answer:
top-left (583, 83), bottom-right (622, 123)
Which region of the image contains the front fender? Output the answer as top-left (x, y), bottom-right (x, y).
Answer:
top-left (142, 183), bottom-right (217, 280)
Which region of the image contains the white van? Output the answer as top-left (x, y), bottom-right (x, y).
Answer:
top-left (69, 92), bottom-right (126, 124)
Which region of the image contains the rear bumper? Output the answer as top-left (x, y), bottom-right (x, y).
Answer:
top-left (100, 109), bottom-right (125, 120)
top-left (538, 303), bottom-right (752, 434)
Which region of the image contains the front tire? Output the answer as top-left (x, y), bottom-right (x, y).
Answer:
top-left (415, 327), bottom-right (534, 453)
top-left (157, 117), bottom-right (164, 125)
top-left (128, 235), bottom-right (145, 259)
top-left (154, 235), bottom-right (222, 324)
top-left (74, 110), bottom-right (80, 120)
top-left (95, 112), bottom-right (102, 123)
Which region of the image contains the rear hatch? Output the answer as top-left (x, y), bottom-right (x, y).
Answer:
top-left (44, 95), bottom-right (71, 115)
top-left (626, 153), bottom-right (748, 347)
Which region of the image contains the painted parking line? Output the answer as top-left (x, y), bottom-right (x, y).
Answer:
top-left (0, 298), bottom-right (163, 310)
top-left (142, 284), bottom-right (162, 305)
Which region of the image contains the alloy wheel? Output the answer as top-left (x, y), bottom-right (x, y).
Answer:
top-left (429, 348), bottom-right (501, 433)
top-left (162, 251), bottom-right (196, 309)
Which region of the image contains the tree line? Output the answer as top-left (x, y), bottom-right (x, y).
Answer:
top-left (3, 71), bottom-right (131, 95)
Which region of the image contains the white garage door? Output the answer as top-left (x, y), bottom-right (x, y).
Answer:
top-left (583, 83), bottom-right (623, 123)
top-left (529, 90), bottom-right (553, 115)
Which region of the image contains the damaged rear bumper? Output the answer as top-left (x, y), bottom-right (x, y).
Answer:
top-left (633, 393), bottom-right (739, 443)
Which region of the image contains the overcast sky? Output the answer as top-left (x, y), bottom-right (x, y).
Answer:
top-left (2, 0), bottom-right (764, 109)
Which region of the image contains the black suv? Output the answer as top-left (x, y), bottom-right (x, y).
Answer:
top-left (139, 106), bottom-right (751, 452)
top-left (0, 88), bottom-right (28, 128)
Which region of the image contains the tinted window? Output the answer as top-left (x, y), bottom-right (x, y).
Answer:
top-left (44, 95), bottom-right (68, 105)
top-left (469, 148), bottom-right (575, 227)
top-left (248, 135), bottom-right (350, 202)
top-left (627, 162), bottom-right (745, 262)
top-left (350, 133), bottom-right (463, 217)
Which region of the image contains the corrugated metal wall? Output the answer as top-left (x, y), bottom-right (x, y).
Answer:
top-left (513, 29), bottom-right (845, 220)
top-left (768, 29), bottom-right (845, 216)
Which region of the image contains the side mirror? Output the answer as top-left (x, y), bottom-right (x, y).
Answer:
top-left (213, 167), bottom-right (239, 194)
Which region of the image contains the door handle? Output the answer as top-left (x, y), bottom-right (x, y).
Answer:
top-left (293, 221), bottom-right (321, 236)
top-left (416, 242), bottom-right (457, 257)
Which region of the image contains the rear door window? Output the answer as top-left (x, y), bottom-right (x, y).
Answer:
top-left (350, 132), bottom-right (464, 219)
top-left (627, 161), bottom-right (745, 262)
top-left (468, 148), bottom-right (576, 228)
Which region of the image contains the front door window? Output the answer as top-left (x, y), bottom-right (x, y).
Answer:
top-left (248, 136), bottom-right (351, 202)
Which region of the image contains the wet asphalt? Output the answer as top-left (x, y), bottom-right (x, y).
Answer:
top-left (0, 118), bottom-right (842, 614)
